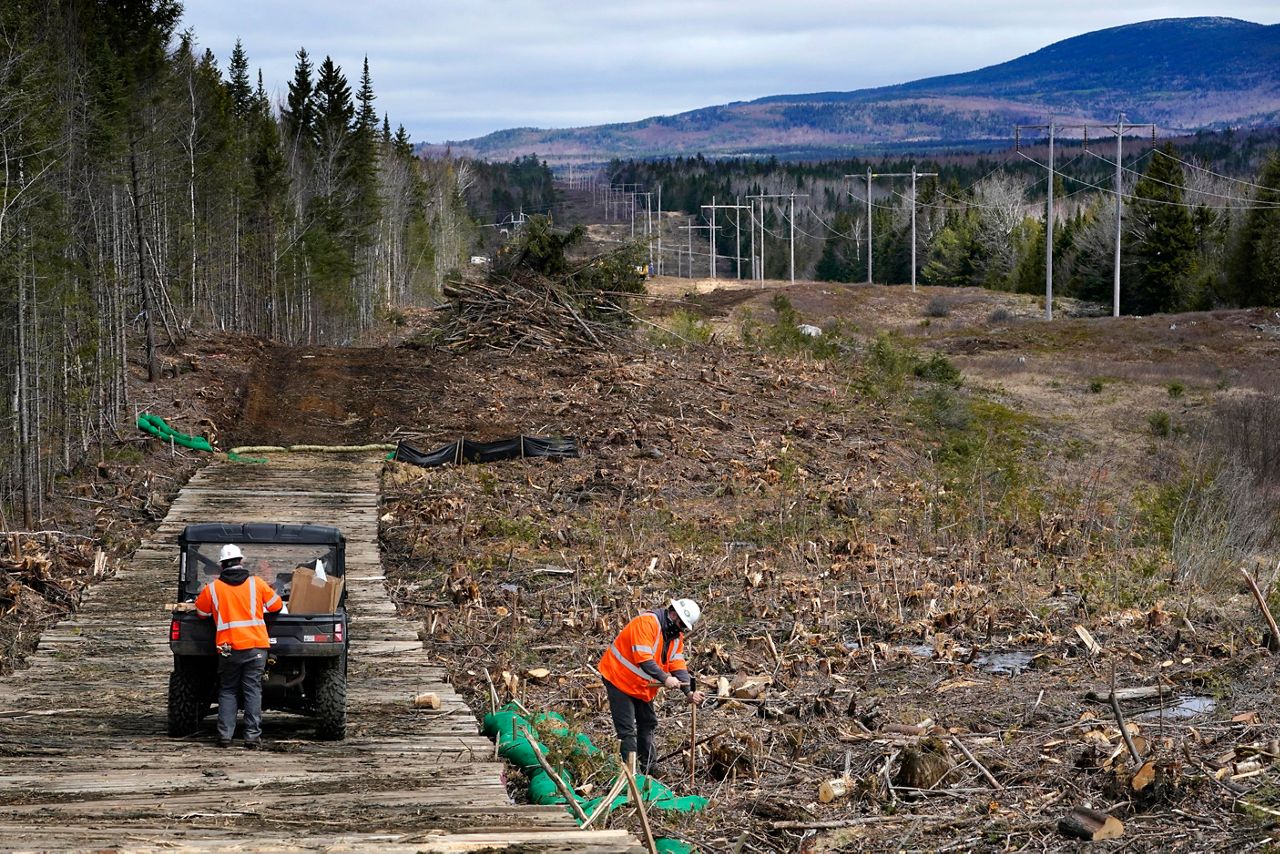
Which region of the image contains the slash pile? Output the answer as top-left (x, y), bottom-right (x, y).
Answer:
top-left (438, 271), bottom-right (632, 353)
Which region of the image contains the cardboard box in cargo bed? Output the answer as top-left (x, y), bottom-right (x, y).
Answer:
top-left (289, 566), bottom-right (343, 614)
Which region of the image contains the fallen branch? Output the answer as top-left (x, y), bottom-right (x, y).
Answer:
top-left (772, 815), bottom-right (949, 830)
top-left (581, 773), bottom-right (627, 829)
top-left (1108, 673), bottom-right (1144, 765)
top-left (950, 736), bottom-right (1003, 790)
top-left (521, 727), bottom-right (590, 824)
top-left (622, 754), bottom-right (659, 854)
top-left (1239, 566), bottom-right (1280, 653)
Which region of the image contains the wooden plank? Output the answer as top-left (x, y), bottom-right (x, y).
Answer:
top-left (0, 454), bottom-right (639, 851)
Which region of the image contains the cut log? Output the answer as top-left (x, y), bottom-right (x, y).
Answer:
top-left (1074, 624), bottom-right (1102, 656)
top-left (818, 775), bottom-right (853, 803)
top-left (717, 676), bottom-right (731, 698)
top-left (1058, 806), bottom-right (1124, 841)
top-left (1131, 760), bottom-right (1157, 792)
top-left (413, 692), bottom-right (441, 710)
top-left (1085, 685), bottom-right (1171, 703)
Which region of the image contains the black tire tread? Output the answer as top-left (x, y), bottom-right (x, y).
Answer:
top-left (314, 656), bottom-right (346, 740)
top-left (167, 666), bottom-right (203, 737)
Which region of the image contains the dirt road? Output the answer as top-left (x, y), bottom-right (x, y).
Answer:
top-left (0, 453), bottom-right (638, 852)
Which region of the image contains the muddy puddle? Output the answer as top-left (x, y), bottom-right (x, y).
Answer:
top-left (1136, 695), bottom-right (1216, 720)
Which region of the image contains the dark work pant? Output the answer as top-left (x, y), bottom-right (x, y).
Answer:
top-left (217, 647), bottom-right (267, 741)
top-left (603, 677), bottom-right (658, 772)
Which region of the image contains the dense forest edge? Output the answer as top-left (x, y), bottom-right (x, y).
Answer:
top-left (0, 1), bottom-right (549, 528)
top-left (604, 127), bottom-right (1280, 313)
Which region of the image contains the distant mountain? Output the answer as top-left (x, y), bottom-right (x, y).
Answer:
top-left (424, 17), bottom-right (1280, 163)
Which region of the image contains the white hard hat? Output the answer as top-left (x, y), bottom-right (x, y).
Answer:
top-left (670, 598), bottom-right (700, 631)
top-left (218, 544), bottom-right (243, 563)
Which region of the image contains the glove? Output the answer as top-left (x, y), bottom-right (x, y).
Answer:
top-left (663, 675), bottom-right (682, 690)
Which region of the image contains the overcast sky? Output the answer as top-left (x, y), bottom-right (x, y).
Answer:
top-left (177, 2), bottom-right (1277, 145)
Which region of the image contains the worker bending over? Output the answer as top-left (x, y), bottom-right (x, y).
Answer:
top-left (598, 598), bottom-right (706, 775)
top-left (194, 544), bottom-right (284, 748)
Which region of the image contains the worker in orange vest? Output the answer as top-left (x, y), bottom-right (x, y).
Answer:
top-left (194, 544), bottom-right (284, 748)
top-left (598, 599), bottom-right (705, 775)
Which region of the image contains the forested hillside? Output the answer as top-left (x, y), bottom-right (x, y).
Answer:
top-left (609, 128), bottom-right (1280, 312)
top-left (0, 1), bottom-right (478, 529)
top-left (433, 17), bottom-right (1280, 162)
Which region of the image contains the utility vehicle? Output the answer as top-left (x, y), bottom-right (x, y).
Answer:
top-left (167, 522), bottom-right (348, 740)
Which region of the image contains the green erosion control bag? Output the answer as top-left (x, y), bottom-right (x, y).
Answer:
top-left (136, 413), bottom-right (214, 453)
top-left (484, 702), bottom-right (708, 817)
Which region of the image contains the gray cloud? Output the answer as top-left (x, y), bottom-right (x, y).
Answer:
top-left (178, 1), bottom-right (1279, 143)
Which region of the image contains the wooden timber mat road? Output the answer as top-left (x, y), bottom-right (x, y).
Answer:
top-left (0, 453), bottom-right (641, 853)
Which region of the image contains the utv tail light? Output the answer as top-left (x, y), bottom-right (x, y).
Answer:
top-left (170, 619), bottom-right (181, 641)
top-left (334, 622), bottom-right (344, 643)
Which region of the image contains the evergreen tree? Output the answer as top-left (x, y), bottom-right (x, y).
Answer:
top-left (1122, 144), bottom-right (1197, 314)
top-left (922, 209), bottom-right (979, 286)
top-left (282, 48), bottom-right (314, 145)
top-left (355, 57), bottom-right (377, 135)
top-left (313, 56), bottom-right (354, 142)
top-left (1228, 153), bottom-right (1280, 305)
top-left (227, 39), bottom-right (253, 118)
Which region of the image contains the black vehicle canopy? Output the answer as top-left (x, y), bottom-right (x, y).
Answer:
top-left (178, 523), bottom-right (346, 602)
top-left (181, 522), bottom-right (344, 547)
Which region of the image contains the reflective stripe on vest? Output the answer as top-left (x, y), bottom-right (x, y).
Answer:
top-left (608, 642), bottom-right (661, 685)
top-left (211, 577), bottom-right (266, 632)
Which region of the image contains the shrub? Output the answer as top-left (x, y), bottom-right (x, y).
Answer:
top-left (652, 310), bottom-right (713, 346)
top-left (924, 297), bottom-right (953, 318)
top-left (741, 295), bottom-right (841, 359)
top-left (987, 307), bottom-right (1012, 323)
top-left (1209, 393), bottom-right (1280, 487)
top-left (1167, 382), bottom-right (1185, 398)
top-left (914, 352), bottom-right (963, 387)
top-left (1148, 410), bottom-right (1171, 437)
top-left (1139, 459), bottom-right (1278, 591)
top-left (1088, 378), bottom-right (1104, 394)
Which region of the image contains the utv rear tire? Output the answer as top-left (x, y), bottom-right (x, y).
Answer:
top-left (314, 657), bottom-right (347, 741)
top-left (168, 667), bottom-right (203, 737)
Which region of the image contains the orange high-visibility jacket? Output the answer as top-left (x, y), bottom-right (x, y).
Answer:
top-left (598, 610), bottom-right (687, 702)
top-left (194, 575), bottom-right (283, 650)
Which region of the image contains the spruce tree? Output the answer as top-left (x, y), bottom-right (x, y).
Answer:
top-left (313, 56), bottom-right (354, 145)
top-left (1123, 144), bottom-right (1197, 314)
top-left (282, 48), bottom-right (314, 144)
top-left (1228, 153), bottom-right (1280, 305)
top-left (227, 39), bottom-right (253, 119)
top-left (355, 57), bottom-right (377, 134)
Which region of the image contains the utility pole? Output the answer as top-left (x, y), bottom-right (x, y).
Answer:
top-left (657, 184), bottom-right (662, 277)
top-left (846, 171), bottom-right (928, 286)
top-left (789, 194), bottom-right (796, 283)
top-left (1015, 122), bottom-right (1056, 319)
top-left (735, 195), bottom-right (742, 279)
top-left (709, 195), bottom-right (715, 278)
top-left (909, 167), bottom-right (938, 291)
top-left (747, 193), bottom-right (801, 283)
top-left (1047, 123), bottom-right (1054, 320)
top-left (1093, 114), bottom-right (1154, 317)
top-left (1114, 115), bottom-right (1123, 318)
top-left (679, 218), bottom-right (714, 279)
top-left (866, 168), bottom-right (872, 284)
top-left (1016, 116), bottom-right (1153, 319)
top-left (704, 198), bottom-right (752, 280)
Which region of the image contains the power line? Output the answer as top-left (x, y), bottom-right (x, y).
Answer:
top-left (1153, 147), bottom-right (1280, 193)
top-left (1083, 150), bottom-right (1280, 208)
